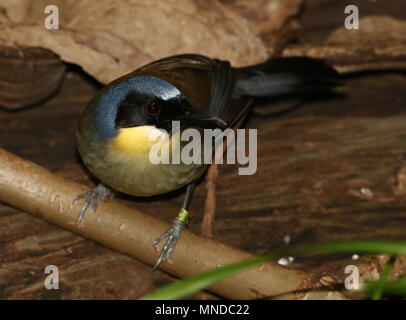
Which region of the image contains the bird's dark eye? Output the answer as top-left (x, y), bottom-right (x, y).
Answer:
top-left (146, 102), bottom-right (160, 116)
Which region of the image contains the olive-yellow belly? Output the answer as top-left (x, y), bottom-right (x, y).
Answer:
top-left (77, 125), bottom-right (207, 197)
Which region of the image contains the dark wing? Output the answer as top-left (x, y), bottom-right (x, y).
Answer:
top-left (131, 54), bottom-right (244, 126)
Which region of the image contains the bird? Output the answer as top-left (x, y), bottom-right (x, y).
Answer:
top-left (74, 54), bottom-right (339, 269)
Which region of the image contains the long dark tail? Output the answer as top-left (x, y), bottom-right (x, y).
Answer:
top-left (233, 57), bottom-right (339, 98)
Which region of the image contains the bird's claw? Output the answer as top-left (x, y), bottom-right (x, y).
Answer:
top-left (152, 218), bottom-right (186, 270)
top-left (73, 183), bottom-right (115, 228)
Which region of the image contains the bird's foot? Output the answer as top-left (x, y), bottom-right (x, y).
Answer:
top-left (152, 208), bottom-right (189, 270)
top-left (73, 183), bottom-right (115, 228)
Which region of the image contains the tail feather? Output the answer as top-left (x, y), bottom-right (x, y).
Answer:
top-left (233, 57), bottom-right (339, 98)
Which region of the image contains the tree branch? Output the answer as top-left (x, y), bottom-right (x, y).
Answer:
top-left (0, 148), bottom-right (315, 299)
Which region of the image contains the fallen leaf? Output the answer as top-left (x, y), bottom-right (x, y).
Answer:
top-left (220, 0), bottom-right (302, 35)
top-left (0, 0), bottom-right (267, 85)
top-left (282, 16), bottom-right (406, 73)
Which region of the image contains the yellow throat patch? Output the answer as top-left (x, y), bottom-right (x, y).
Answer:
top-left (111, 125), bottom-right (180, 156)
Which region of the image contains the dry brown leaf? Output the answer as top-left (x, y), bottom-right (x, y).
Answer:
top-left (0, 4), bottom-right (67, 109)
top-left (326, 15), bottom-right (406, 46)
top-left (0, 45), bottom-right (66, 109)
top-left (282, 16), bottom-right (406, 73)
top-left (0, 0), bottom-right (267, 85)
top-left (220, 0), bottom-right (302, 35)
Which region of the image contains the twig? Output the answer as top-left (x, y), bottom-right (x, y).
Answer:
top-left (201, 113), bottom-right (249, 238)
top-left (202, 163), bottom-right (219, 237)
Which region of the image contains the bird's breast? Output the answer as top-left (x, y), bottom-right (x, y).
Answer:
top-left (77, 125), bottom-right (207, 197)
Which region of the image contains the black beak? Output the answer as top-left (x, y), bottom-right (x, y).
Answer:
top-left (177, 111), bottom-right (227, 130)
top-left (159, 109), bottom-right (227, 131)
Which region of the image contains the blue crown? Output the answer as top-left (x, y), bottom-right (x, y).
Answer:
top-left (90, 76), bottom-right (180, 139)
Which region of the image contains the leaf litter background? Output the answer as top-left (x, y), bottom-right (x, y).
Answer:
top-left (0, 0), bottom-right (406, 299)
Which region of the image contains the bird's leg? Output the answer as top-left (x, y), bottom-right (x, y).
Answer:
top-left (152, 181), bottom-right (196, 270)
top-left (73, 183), bottom-right (115, 228)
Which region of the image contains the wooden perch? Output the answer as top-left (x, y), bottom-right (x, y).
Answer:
top-left (0, 148), bottom-right (320, 299)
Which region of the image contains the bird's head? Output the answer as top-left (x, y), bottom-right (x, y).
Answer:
top-left (79, 75), bottom-right (226, 156)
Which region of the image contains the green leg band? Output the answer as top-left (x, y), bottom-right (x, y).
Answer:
top-left (177, 208), bottom-right (189, 225)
